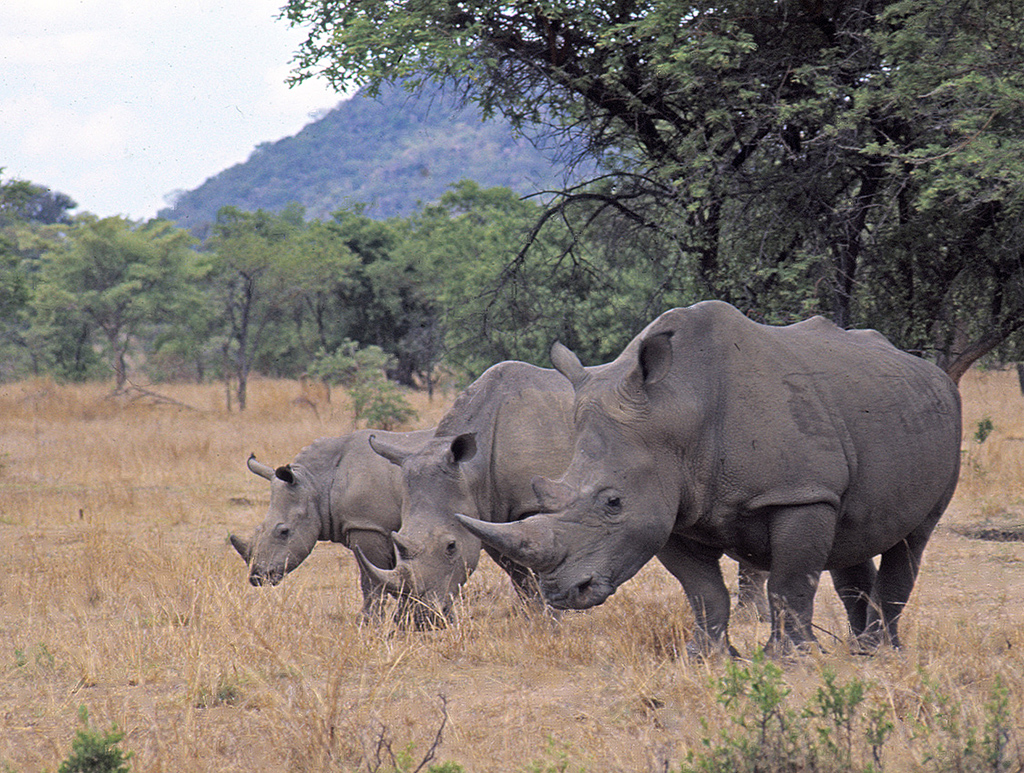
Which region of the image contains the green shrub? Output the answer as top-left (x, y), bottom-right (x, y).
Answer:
top-left (309, 340), bottom-right (417, 429)
top-left (679, 653), bottom-right (1020, 773)
top-left (57, 706), bottom-right (132, 773)
top-left (974, 417), bottom-right (995, 444)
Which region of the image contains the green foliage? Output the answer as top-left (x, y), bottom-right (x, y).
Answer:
top-left (32, 215), bottom-right (197, 388)
top-left (524, 736), bottom-right (586, 773)
top-left (679, 651), bottom-right (891, 773)
top-left (309, 341), bottom-right (417, 429)
top-left (680, 654), bottom-right (1021, 773)
top-left (974, 417), bottom-right (995, 444)
top-left (285, 0), bottom-right (1024, 377)
top-left (57, 706), bottom-right (132, 773)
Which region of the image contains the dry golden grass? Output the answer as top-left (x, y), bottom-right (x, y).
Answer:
top-left (1, 370), bottom-right (1023, 771)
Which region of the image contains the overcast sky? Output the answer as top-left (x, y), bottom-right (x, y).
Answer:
top-left (2, 0), bottom-right (344, 220)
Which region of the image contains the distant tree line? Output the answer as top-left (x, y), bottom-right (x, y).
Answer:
top-left (1, 173), bottom-right (701, 408)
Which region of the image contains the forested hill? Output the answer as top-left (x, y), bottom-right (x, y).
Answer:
top-left (158, 81), bottom-right (578, 229)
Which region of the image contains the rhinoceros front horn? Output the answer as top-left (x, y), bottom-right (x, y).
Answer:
top-left (354, 545), bottom-right (408, 594)
top-left (246, 454), bottom-right (276, 480)
top-left (454, 514), bottom-right (565, 573)
top-left (229, 534), bottom-right (251, 563)
top-left (368, 434), bottom-right (414, 466)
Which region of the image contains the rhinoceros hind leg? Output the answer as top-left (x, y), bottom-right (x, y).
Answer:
top-left (863, 517), bottom-right (938, 650)
top-left (764, 503), bottom-right (837, 653)
top-left (830, 559), bottom-right (877, 641)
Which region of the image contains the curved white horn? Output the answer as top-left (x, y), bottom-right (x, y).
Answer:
top-left (247, 453), bottom-right (276, 480)
top-left (368, 434), bottom-right (414, 466)
top-left (453, 514), bottom-right (564, 572)
top-left (229, 534), bottom-right (252, 563)
top-left (354, 546), bottom-right (408, 594)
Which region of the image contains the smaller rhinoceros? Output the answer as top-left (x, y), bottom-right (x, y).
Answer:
top-left (230, 428), bottom-right (434, 617)
top-left (360, 360), bottom-right (769, 620)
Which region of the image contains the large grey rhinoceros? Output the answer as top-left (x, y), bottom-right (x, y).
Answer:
top-left (359, 362), bottom-right (576, 614)
top-left (360, 358), bottom-right (769, 619)
top-left (230, 428), bottom-right (434, 617)
top-left (457, 301), bottom-right (962, 655)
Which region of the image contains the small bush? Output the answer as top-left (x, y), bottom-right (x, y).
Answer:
top-left (309, 341), bottom-right (417, 429)
top-left (678, 653), bottom-right (1021, 773)
top-left (57, 706), bottom-right (132, 773)
top-left (975, 417), bottom-right (995, 443)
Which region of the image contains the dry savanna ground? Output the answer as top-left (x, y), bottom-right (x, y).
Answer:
top-left (1, 369), bottom-right (1023, 771)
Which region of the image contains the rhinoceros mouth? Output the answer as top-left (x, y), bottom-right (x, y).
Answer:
top-left (249, 569), bottom-right (284, 587)
top-left (542, 575), bottom-right (614, 610)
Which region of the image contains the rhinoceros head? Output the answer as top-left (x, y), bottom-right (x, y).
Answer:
top-left (362, 433), bottom-right (482, 618)
top-left (230, 454), bottom-right (323, 586)
top-left (456, 335), bottom-right (681, 609)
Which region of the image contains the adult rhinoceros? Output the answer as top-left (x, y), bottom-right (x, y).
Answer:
top-left (230, 428), bottom-right (434, 617)
top-left (457, 301), bottom-right (961, 655)
top-left (360, 362), bottom-right (576, 615)
top-left (361, 359), bottom-right (769, 620)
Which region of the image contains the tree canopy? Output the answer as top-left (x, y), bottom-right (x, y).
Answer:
top-left (284, 0), bottom-right (1024, 378)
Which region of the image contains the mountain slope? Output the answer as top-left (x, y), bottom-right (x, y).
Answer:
top-left (159, 82), bottom-right (576, 228)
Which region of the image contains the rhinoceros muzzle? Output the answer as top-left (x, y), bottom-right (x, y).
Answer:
top-left (248, 568), bottom-right (284, 587)
top-left (542, 574), bottom-right (614, 610)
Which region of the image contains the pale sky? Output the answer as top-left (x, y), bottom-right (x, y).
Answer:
top-left (1, 0), bottom-right (344, 221)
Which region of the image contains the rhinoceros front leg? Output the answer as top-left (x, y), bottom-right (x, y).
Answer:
top-left (347, 528), bottom-right (394, 620)
top-left (765, 502), bottom-right (837, 654)
top-left (656, 535), bottom-right (736, 658)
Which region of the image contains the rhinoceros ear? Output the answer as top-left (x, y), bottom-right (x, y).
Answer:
top-left (449, 433), bottom-right (477, 465)
top-left (638, 331), bottom-right (674, 386)
top-left (275, 464), bottom-right (296, 485)
top-left (550, 341), bottom-right (587, 389)
top-left (369, 434), bottom-right (414, 467)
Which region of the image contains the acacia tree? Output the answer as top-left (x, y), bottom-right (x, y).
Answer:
top-left (33, 216), bottom-right (196, 388)
top-left (206, 206), bottom-right (305, 409)
top-left (284, 0), bottom-right (1024, 377)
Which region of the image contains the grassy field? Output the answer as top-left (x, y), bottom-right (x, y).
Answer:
top-left (1, 370), bottom-right (1023, 771)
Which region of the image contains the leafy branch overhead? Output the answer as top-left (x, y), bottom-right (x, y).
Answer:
top-left (284, 0), bottom-right (1024, 379)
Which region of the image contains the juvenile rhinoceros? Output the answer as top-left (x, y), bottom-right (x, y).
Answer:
top-left (361, 359), bottom-right (769, 619)
top-left (360, 362), bottom-right (576, 615)
top-left (230, 428), bottom-right (434, 617)
top-left (458, 301), bottom-right (961, 655)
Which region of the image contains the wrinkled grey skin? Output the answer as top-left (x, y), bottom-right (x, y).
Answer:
top-left (364, 359), bottom-right (770, 618)
top-left (361, 362), bottom-right (577, 613)
top-left (230, 428), bottom-right (434, 617)
top-left (459, 301), bottom-right (961, 656)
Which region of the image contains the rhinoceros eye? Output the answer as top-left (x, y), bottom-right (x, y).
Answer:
top-left (601, 492), bottom-right (623, 515)
top-left (273, 524), bottom-right (291, 540)
top-left (445, 540), bottom-right (458, 559)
